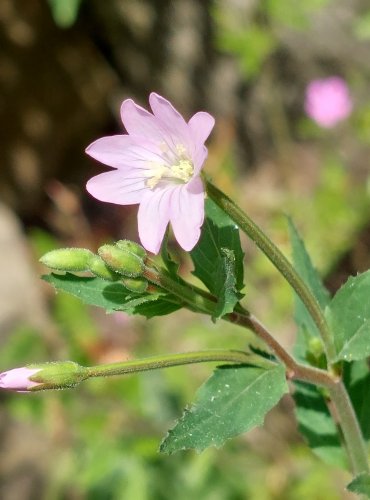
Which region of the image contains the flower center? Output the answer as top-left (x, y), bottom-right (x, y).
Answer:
top-left (146, 144), bottom-right (194, 189)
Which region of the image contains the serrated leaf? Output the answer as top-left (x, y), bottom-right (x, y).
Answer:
top-left (212, 248), bottom-right (241, 319)
top-left (160, 363), bottom-right (288, 454)
top-left (287, 220), bottom-right (344, 467)
top-left (347, 473), bottom-right (370, 498)
top-left (288, 218), bottom-right (330, 352)
top-left (43, 273), bottom-right (181, 318)
top-left (293, 382), bottom-right (346, 468)
top-left (344, 359), bottom-right (370, 442)
top-left (326, 271), bottom-right (370, 362)
top-left (161, 230), bottom-right (180, 277)
top-left (191, 198), bottom-right (244, 295)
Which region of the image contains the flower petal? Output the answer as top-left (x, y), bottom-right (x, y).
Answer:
top-left (188, 111), bottom-right (215, 146)
top-left (86, 170), bottom-right (148, 205)
top-left (170, 176), bottom-right (205, 251)
top-left (149, 93), bottom-right (191, 148)
top-left (192, 145), bottom-right (208, 175)
top-left (120, 99), bottom-right (162, 140)
top-left (137, 188), bottom-right (173, 254)
top-left (86, 135), bottom-right (164, 170)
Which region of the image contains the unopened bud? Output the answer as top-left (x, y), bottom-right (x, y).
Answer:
top-left (116, 240), bottom-right (147, 260)
top-left (0, 367), bottom-right (42, 392)
top-left (0, 361), bottom-right (87, 392)
top-left (88, 255), bottom-right (120, 281)
top-left (306, 337), bottom-right (326, 368)
top-left (98, 244), bottom-right (144, 277)
top-left (122, 277), bottom-right (148, 293)
top-left (40, 248), bottom-right (93, 272)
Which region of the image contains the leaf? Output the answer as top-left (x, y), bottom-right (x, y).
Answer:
top-left (161, 230), bottom-right (180, 277)
top-left (344, 359), bottom-right (370, 442)
top-left (160, 363), bottom-right (288, 454)
top-left (212, 248), bottom-right (241, 319)
top-left (191, 198), bottom-right (244, 295)
top-left (288, 218), bottom-right (330, 357)
top-left (287, 220), bottom-right (345, 467)
top-left (293, 382), bottom-right (346, 468)
top-left (325, 270), bottom-right (370, 362)
top-left (43, 273), bottom-right (181, 318)
top-left (347, 473), bottom-right (370, 498)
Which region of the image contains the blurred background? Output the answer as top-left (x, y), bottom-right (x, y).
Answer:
top-left (0, 0), bottom-right (369, 498)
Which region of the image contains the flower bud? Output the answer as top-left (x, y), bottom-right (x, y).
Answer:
top-left (0, 367), bottom-right (42, 392)
top-left (122, 277), bottom-right (148, 293)
top-left (40, 248), bottom-right (93, 272)
top-left (0, 362), bottom-right (87, 392)
top-left (98, 244), bottom-right (144, 277)
top-left (116, 240), bottom-right (147, 260)
top-left (88, 254), bottom-right (120, 281)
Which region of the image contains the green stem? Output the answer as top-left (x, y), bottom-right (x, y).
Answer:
top-left (329, 382), bottom-right (369, 474)
top-left (226, 310), bottom-right (335, 387)
top-left (144, 265), bottom-right (217, 315)
top-left (144, 264), bottom-right (335, 389)
top-left (85, 350), bottom-right (263, 379)
top-left (204, 178), bottom-right (336, 364)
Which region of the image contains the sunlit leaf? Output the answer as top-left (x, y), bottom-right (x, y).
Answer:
top-left (347, 473), bottom-right (370, 498)
top-left (326, 271), bottom-right (370, 362)
top-left (160, 363), bottom-right (287, 453)
top-left (43, 273), bottom-right (180, 318)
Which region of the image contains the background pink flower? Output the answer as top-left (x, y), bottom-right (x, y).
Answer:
top-left (304, 76), bottom-right (352, 128)
top-left (86, 93), bottom-right (214, 254)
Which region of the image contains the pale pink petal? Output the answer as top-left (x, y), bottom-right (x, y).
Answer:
top-left (137, 188), bottom-right (174, 254)
top-left (120, 99), bottom-right (163, 140)
top-left (170, 176), bottom-right (205, 251)
top-left (0, 367), bottom-right (40, 392)
top-left (192, 145), bottom-right (208, 175)
top-left (188, 111), bottom-right (215, 147)
top-left (149, 93), bottom-right (191, 148)
top-left (85, 135), bottom-right (164, 170)
top-left (86, 170), bottom-right (148, 205)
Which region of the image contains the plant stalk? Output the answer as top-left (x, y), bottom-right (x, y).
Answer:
top-left (85, 350), bottom-right (262, 379)
top-left (329, 381), bottom-right (369, 475)
top-left (204, 178), bottom-right (337, 364)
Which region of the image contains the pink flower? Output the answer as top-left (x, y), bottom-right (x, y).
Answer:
top-left (86, 93), bottom-right (215, 254)
top-left (0, 367), bottom-right (41, 392)
top-left (304, 77), bottom-right (353, 128)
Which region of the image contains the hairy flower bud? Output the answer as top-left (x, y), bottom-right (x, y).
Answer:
top-left (98, 244), bottom-right (145, 277)
top-left (40, 248), bottom-right (93, 272)
top-left (122, 277), bottom-right (148, 293)
top-left (0, 362), bottom-right (87, 392)
top-left (88, 254), bottom-right (120, 281)
top-left (116, 240), bottom-right (147, 260)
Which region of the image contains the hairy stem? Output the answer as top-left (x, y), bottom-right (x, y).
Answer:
top-left (204, 178), bottom-right (337, 364)
top-left (329, 381), bottom-right (369, 475)
top-left (226, 310), bottom-right (335, 387)
top-left (85, 350), bottom-right (266, 379)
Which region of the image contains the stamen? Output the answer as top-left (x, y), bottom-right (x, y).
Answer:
top-left (146, 144), bottom-right (194, 189)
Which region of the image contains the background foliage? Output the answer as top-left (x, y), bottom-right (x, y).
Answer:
top-left (0, 0), bottom-right (369, 498)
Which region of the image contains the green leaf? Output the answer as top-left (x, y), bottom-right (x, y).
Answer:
top-left (326, 270), bottom-right (370, 362)
top-left (287, 220), bottom-right (344, 467)
top-left (344, 359), bottom-right (370, 442)
top-left (191, 198), bottom-right (244, 297)
top-left (160, 230), bottom-right (180, 277)
top-left (347, 473), bottom-right (370, 498)
top-left (288, 218), bottom-right (330, 354)
top-left (43, 273), bottom-right (180, 318)
top-left (212, 248), bottom-right (241, 319)
top-left (293, 382), bottom-right (346, 468)
top-left (160, 363), bottom-right (288, 454)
